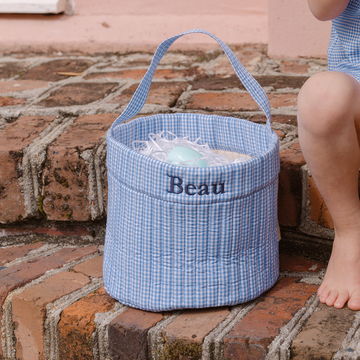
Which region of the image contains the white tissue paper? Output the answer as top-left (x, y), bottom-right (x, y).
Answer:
top-left (132, 131), bottom-right (252, 167)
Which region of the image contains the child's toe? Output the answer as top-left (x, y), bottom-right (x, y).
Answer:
top-left (348, 289), bottom-right (360, 310)
top-left (334, 291), bottom-right (349, 308)
top-left (319, 287), bottom-right (331, 303)
top-left (326, 290), bottom-right (339, 306)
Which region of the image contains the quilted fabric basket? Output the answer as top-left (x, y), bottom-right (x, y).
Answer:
top-left (104, 29), bottom-right (280, 311)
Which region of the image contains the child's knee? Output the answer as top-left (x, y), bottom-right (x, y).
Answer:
top-left (298, 72), bottom-right (355, 136)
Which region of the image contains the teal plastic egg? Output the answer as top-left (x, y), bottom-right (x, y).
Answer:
top-left (168, 145), bottom-right (208, 167)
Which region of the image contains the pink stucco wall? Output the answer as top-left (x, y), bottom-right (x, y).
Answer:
top-left (74, 0), bottom-right (267, 16)
top-left (268, 0), bottom-right (332, 58)
top-left (0, 0), bottom-right (331, 57)
top-left (71, 0), bottom-right (269, 49)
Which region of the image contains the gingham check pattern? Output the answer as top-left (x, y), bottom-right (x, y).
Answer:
top-left (328, 0), bottom-right (360, 82)
top-left (104, 30), bottom-right (280, 311)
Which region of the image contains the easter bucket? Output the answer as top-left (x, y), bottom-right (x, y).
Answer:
top-left (104, 29), bottom-right (280, 311)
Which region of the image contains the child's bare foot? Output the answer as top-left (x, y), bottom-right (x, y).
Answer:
top-left (318, 231), bottom-right (360, 310)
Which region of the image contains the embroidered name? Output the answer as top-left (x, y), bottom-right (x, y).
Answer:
top-left (167, 175), bottom-right (225, 196)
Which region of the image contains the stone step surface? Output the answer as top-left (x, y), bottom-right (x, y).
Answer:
top-left (0, 242), bottom-right (358, 360)
top-left (0, 45), bottom-right (357, 359)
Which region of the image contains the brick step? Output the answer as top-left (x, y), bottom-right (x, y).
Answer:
top-left (0, 242), bottom-right (358, 360)
top-left (1, 47), bottom-right (355, 359)
top-left (0, 49), bottom-right (340, 246)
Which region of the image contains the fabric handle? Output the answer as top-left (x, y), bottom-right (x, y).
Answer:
top-left (110, 29), bottom-right (272, 134)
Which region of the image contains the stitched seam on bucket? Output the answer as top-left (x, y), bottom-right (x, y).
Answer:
top-left (108, 168), bottom-right (278, 205)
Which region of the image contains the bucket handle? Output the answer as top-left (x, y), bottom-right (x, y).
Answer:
top-left (110, 29), bottom-right (272, 135)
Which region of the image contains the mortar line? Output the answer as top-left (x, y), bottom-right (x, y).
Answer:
top-left (94, 136), bottom-right (107, 216)
top-left (19, 115), bottom-right (77, 218)
top-left (92, 302), bottom-right (128, 360)
top-left (1, 248), bottom-right (101, 359)
top-left (298, 164), bottom-right (335, 240)
top-left (210, 297), bottom-right (263, 359)
top-left (201, 303), bottom-right (248, 360)
top-left (90, 83), bottom-right (125, 107)
top-left (2, 243), bottom-right (60, 268)
top-left (333, 310), bottom-right (360, 360)
top-left (265, 294), bottom-right (320, 360)
top-left (147, 312), bottom-right (182, 360)
top-left (280, 270), bottom-right (324, 283)
top-left (80, 148), bottom-right (99, 220)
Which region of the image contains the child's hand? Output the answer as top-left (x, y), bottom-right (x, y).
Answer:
top-left (307, 0), bottom-right (350, 20)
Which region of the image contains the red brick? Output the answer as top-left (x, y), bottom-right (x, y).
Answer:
top-left (278, 60), bottom-right (311, 75)
top-left (0, 62), bottom-right (26, 79)
top-left (0, 226), bottom-right (91, 237)
top-left (0, 116), bottom-right (56, 224)
top-left (224, 278), bottom-right (318, 359)
top-left (271, 114), bottom-right (298, 126)
top-left (44, 226), bottom-right (92, 236)
top-left (274, 129), bottom-right (285, 139)
top-left (163, 308), bottom-right (230, 359)
top-left (38, 82), bottom-right (118, 107)
top-left (58, 286), bottom-right (116, 360)
top-left (0, 242), bottom-right (45, 266)
top-left (186, 93), bottom-right (256, 112)
top-left (108, 308), bottom-right (164, 360)
top-left (191, 74), bottom-right (242, 91)
top-left (12, 271), bottom-right (90, 360)
top-left (269, 94), bottom-right (298, 108)
top-left (72, 255), bottom-right (103, 278)
top-left (278, 142), bottom-right (306, 227)
top-left (0, 245), bottom-right (98, 356)
top-left (264, 75), bottom-right (307, 90)
top-left (0, 80), bottom-right (49, 94)
top-left (0, 246), bottom-right (98, 303)
top-left (308, 176), bottom-right (334, 229)
top-left (110, 81), bottom-right (187, 107)
top-left (291, 303), bottom-right (356, 359)
top-left (42, 246), bottom-right (98, 264)
top-left (42, 114), bottom-right (117, 221)
top-left (0, 96), bottom-right (26, 106)
top-left (85, 68), bottom-right (187, 80)
top-left (19, 59), bottom-right (94, 82)
top-left (185, 93), bottom-right (297, 112)
top-left (279, 253), bottom-right (325, 273)
top-left (191, 75), bottom-right (307, 91)
top-left (250, 114), bottom-right (298, 126)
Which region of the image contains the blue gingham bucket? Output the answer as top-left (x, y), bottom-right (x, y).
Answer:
top-left (104, 29), bottom-right (280, 311)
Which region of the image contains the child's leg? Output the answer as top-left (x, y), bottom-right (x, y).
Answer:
top-left (297, 71), bottom-right (360, 310)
